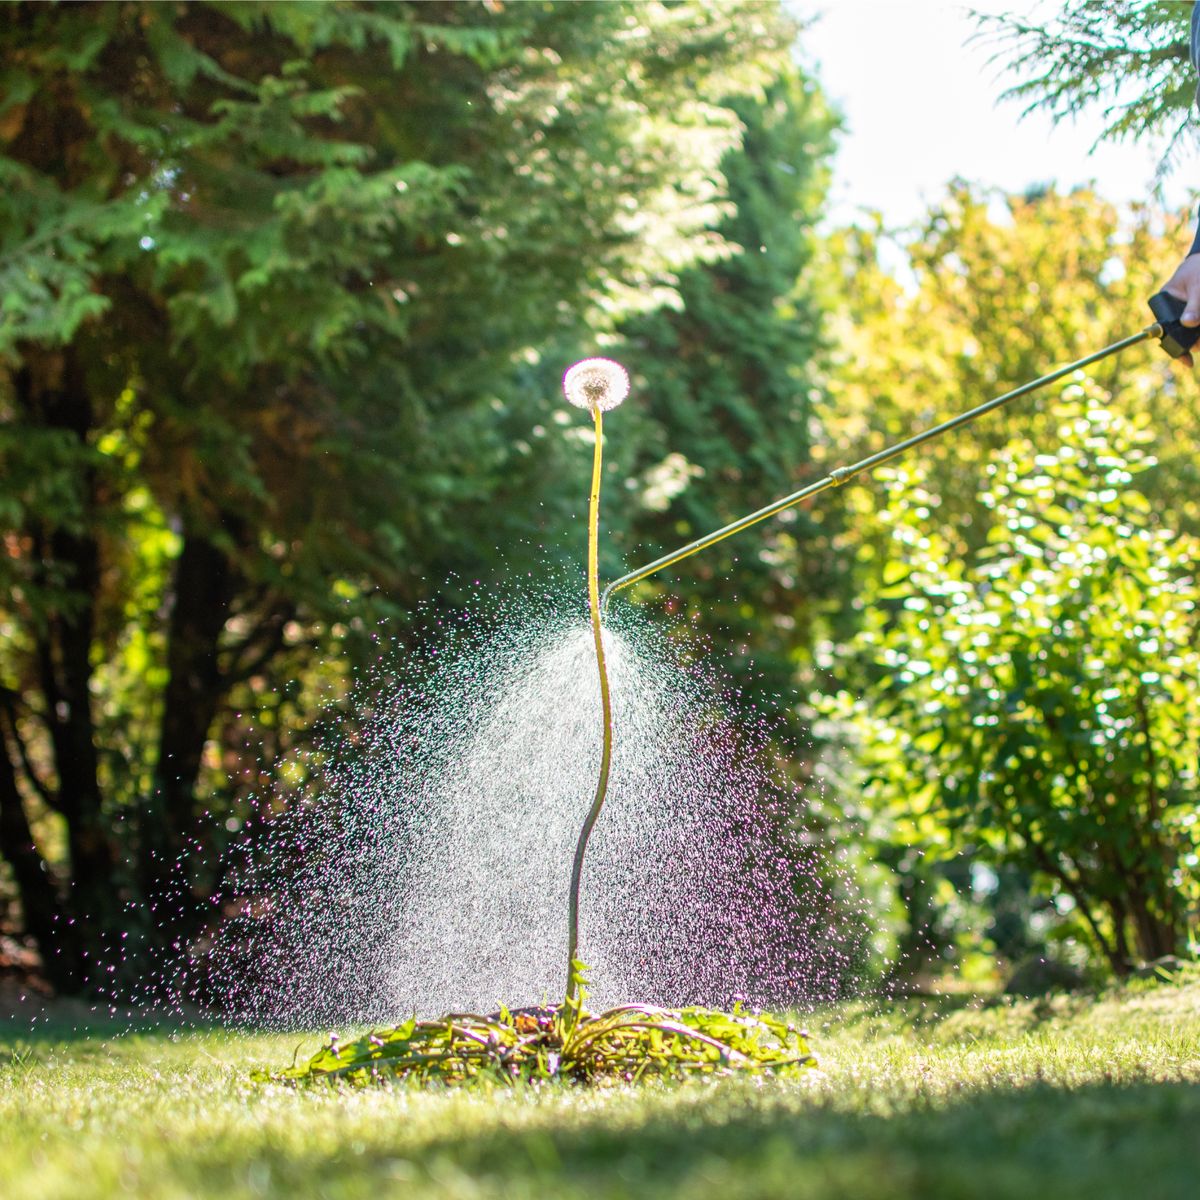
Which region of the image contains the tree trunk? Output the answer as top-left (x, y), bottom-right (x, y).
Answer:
top-left (141, 526), bottom-right (242, 932)
top-left (1127, 890), bottom-right (1178, 963)
top-left (1107, 893), bottom-right (1134, 976)
top-left (14, 351), bottom-right (122, 989)
top-left (0, 721), bottom-right (79, 990)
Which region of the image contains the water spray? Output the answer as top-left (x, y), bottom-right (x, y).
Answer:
top-left (601, 294), bottom-right (1197, 611)
top-left (254, 354), bottom-right (820, 1084)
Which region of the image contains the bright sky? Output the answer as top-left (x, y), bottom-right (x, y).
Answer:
top-left (794, 0), bottom-right (1198, 230)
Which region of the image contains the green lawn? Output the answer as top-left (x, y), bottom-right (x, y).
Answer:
top-left (2, 979), bottom-right (1198, 1200)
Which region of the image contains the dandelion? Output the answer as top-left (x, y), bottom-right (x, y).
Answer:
top-left (562, 357), bottom-right (629, 1017)
top-left (563, 357), bottom-right (629, 413)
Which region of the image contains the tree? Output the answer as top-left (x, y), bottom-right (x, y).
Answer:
top-left (812, 182), bottom-right (1200, 980)
top-left (0, 0), bottom-right (794, 990)
top-left (610, 66), bottom-right (842, 737)
top-left (975, 1), bottom-right (1196, 177)
top-left (820, 389), bottom-right (1200, 972)
top-left (825, 182), bottom-right (1200, 567)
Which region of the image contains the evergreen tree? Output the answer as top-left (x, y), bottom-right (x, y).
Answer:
top-left (977, 1), bottom-right (1196, 175)
top-left (612, 68), bottom-right (841, 738)
top-left (0, 0), bottom-right (793, 989)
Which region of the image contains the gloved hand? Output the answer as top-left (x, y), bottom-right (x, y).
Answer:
top-left (1160, 253), bottom-right (1200, 367)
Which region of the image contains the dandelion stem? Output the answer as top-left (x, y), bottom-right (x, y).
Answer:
top-left (565, 405), bottom-right (614, 1013)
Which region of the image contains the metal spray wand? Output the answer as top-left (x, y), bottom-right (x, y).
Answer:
top-left (601, 293), bottom-right (1198, 612)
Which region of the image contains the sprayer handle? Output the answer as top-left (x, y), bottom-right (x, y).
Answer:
top-left (1148, 291), bottom-right (1200, 358)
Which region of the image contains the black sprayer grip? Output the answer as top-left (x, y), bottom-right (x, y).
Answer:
top-left (1148, 290), bottom-right (1200, 358)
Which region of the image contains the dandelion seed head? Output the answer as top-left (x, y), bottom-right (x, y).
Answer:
top-left (563, 357), bottom-right (629, 413)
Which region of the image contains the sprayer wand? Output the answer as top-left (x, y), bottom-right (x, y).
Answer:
top-left (601, 291), bottom-right (1199, 612)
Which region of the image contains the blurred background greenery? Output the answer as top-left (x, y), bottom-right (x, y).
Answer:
top-left (1, 0), bottom-right (1197, 998)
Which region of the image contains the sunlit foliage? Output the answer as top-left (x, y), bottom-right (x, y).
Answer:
top-left (821, 390), bottom-right (1200, 972)
top-left (813, 181), bottom-right (1200, 979)
top-left (825, 182), bottom-right (1199, 562)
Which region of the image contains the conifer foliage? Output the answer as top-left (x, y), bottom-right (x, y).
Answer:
top-left (0, 1), bottom-right (793, 990)
top-left (615, 69), bottom-right (840, 731)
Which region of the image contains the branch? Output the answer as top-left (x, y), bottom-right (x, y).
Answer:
top-left (0, 689), bottom-right (60, 813)
top-left (1028, 836), bottom-right (1120, 973)
top-left (220, 604), bottom-right (298, 685)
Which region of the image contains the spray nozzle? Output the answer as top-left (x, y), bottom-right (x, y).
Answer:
top-left (1148, 291), bottom-right (1200, 359)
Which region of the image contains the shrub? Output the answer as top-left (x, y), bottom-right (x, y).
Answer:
top-left (819, 387), bottom-right (1200, 973)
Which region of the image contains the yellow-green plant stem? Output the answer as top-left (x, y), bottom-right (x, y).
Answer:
top-left (565, 406), bottom-right (613, 1018)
